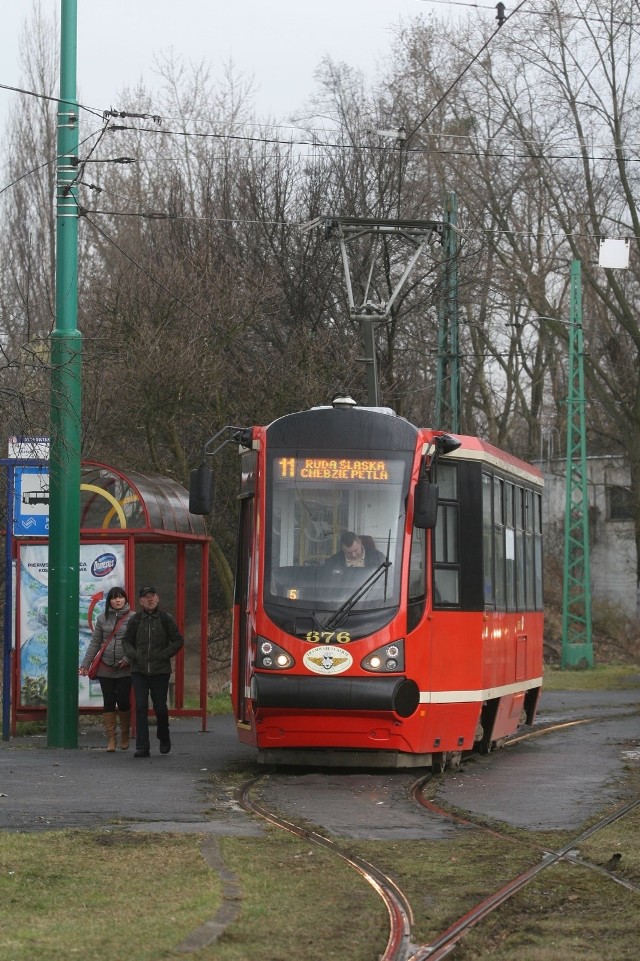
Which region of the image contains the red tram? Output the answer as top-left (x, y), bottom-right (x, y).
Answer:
top-left (191, 396), bottom-right (543, 769)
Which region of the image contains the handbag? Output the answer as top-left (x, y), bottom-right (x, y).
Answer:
top-left (86, 614), bottom-right (129, 679)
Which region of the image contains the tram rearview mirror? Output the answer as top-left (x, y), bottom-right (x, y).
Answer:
top-left (189, 463), bottom-right (214, 515)
top-left (413, 479), bottom-right (439, 529)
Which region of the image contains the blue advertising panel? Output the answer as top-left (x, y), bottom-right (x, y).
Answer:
top-left (18, 542), bottom-right (128, 708)
top-left (13, 467), bottom-right (50, 536)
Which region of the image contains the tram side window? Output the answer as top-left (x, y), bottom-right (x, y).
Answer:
top-left (482, 473), bottom-right (494, 606)
top-left (534, 491), bottom-right (543, 608)
top-left (515, 486), bottom-right (526, 609)
top-left (484, 474), bottom-right (542, 613)
top-left (524, 488), bottom-right (537, 608)
top-left (494, 478), bottom-right (506, 609)
top-left (434, 463), bottom-right (459, 605)
top-left (407, 526), bottom-right (427, 629)
top-left (505, 482), bottom-right (516, 610)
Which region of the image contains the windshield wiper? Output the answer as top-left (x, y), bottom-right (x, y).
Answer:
top-left (323, 560), bottom-right (392, 631)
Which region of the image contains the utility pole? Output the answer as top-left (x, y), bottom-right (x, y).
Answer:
top-left (48, 0), bottom-right (82, 746)
top-left (435, 191), bottom-right (460, 431)
top-left (307, 215), bottom-right (446, 406)
top-left (561, 259), bottom-right (593, 667)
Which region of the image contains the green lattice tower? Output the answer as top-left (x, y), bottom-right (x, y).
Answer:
top-left (561, 259), bottom-right (593, 667)
top-left (435, 192), bottom-right (460, 432)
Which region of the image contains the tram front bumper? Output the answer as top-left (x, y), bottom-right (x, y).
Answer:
top-left (251, 673), bottom-right (420, 718)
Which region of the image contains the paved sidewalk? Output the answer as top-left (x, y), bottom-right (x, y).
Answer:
top-left (0, 714), bottom-right (264, 835)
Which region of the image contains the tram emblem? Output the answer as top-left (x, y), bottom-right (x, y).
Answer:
top-left (303, 645), bottom-right (352, 675)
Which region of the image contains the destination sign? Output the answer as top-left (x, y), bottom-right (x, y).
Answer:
top-left (277, 457), bottom-right (390, 482)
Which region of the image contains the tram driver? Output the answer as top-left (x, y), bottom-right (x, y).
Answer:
top-left (324, 531), bottom-right (385, 572)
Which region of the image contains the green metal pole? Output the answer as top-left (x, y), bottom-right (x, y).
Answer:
top-left (561, 259), bottom-right (593, 668)
top-left (48, 0), bottom-right (81, 746)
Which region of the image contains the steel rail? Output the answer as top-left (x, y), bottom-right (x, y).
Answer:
top-left (506, 716), bottom-right (595, 745)
top-left (407, 717), bottom-right (640, 960)
top-left (237, 773), bottom-right (413, 961)
top-left (407, 794), bottom-right (640, 960)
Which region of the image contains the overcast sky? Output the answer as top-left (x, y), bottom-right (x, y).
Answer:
top-left (0, 0), bottom-right (436, 130)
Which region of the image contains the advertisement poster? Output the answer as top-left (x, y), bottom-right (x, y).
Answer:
top-left (18, 543), bottom-right (127, 708)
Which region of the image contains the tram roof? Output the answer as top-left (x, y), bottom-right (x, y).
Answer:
top-left (438, 435), bottom-right (543, 486)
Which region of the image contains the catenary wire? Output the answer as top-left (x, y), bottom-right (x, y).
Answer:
top-left (2, 80), bottom-right (639, 162)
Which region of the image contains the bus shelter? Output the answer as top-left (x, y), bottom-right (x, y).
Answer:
top-left (11, 461), bottom-right (210, 733)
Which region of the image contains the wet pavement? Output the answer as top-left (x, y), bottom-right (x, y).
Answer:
top-left (437, 689), bottom-right (640, 831)
top-left (251, 688), bottom-right (640, 838)
top-left (1, 688), bottom-right (639, 837)
top-left (0, 714), bottom-right (264, 835)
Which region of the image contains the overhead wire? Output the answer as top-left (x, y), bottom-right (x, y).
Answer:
top-left (405, 0), bottom-right (530, 143)
top-left (1, 75), bottom-right (638, 165)
top-left (82, 207), bottom-right (632, 244)
top-left (417, 0), bottom-right (638, 24)
top-left (0, 78), bottom-right (343, 140)
top-left (0, 128), bottom-right (109, 197)
top-left (0, 80), bottom-right (104, 119)
top-left (1, 4), bottom-right (635, 385)
top-left (82, 212), bottom-right (215, 326)
top-left (98, 119), bottom-right (640, 164)
top-left (1, 6), bottom-right (636, 245)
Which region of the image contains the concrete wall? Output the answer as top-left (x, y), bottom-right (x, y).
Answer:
top-left (541, 455), bottom-right (637, 619)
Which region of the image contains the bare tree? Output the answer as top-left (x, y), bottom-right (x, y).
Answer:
top-left (0, 3), bottom-right (60, 436)
top-left (388, 0), bottom-right (640, 614)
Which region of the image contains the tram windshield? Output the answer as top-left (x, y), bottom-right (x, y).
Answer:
top-left (264, 451), bottom-right (410, 637)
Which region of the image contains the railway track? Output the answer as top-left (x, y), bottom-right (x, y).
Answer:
top-left (408, 787), bottom-right (640, 959)
top-left (237, 773), bottom-right (413, 961)
top-left (235, 715), bottom-right (640, 960)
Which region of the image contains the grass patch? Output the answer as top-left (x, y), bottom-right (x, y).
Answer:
top-left (14, 720), bottom-right (47, 736)
top-left (458, 861), bottom-right (639, 960)
top-left (216, 831), bottom-right (386, 960)
top-left (542, 663), bottom-right (640, 691)
top-left (1, 831), bottom-right (220, 961)
top-left (182, 692), bottom-right (233, 715)
top-left (576, 804), bottom-right (640, 884)
top-left (207, 691), bottom-right (233, 715)
top-left (3, 801), bottom-right (640, 960)
top-left (347, 831), bottom-right (541, 946)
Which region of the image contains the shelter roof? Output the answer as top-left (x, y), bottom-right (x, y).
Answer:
top-left (80, 462), bottom-right (207, 538)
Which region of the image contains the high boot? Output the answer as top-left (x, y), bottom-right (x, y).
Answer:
top-left (103, 711), bottom-right (117, 752)
top-left (118, 710), bottom-right (131, 751)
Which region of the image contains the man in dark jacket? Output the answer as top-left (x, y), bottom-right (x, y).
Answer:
top-left (122, 586), bottom-right (184, 758)
top-left (324, 531), bottom-right (386, 572)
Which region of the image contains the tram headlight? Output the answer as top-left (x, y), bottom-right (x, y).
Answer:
top-left (361, 640), bottom-right (405, 673)
top-left (256, 637), bottom-right (295, 670)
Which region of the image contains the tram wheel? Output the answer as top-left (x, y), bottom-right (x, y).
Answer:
top-left (447, 751), bottom-right (462, 770)
top-left (431, 753), bottom-right (446, 774)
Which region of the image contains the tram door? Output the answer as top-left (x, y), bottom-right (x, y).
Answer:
top-left (234, 451), bottom-right (256, 725)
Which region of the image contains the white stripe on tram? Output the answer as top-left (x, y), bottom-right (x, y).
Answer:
top-left (420, 676), bottom-right (543, 704)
